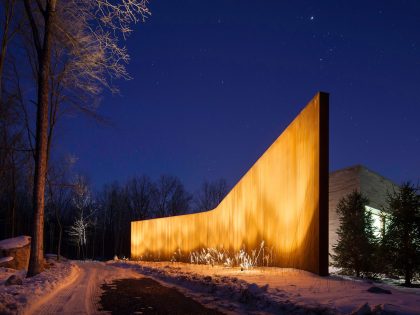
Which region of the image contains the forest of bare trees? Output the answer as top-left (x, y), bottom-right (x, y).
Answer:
top-left (0, 157), bottom-right (229, 261)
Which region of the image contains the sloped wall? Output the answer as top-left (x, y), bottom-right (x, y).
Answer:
top-left (131, 92), bottom-right (329, 275)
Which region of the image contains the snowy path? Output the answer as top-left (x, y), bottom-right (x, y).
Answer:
top-left (27, 261), bottom-right (139, 315)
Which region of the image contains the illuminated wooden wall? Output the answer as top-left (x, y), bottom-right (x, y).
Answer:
top-left (131, 92), bottom-right (329, 275)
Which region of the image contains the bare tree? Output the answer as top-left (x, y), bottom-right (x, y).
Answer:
top-left (0, 3), bottom-right (32, 239)
top-left (69, 175), bottom-right (94, 259)
top-left (45, 155), bottom-right (75, 260)
top-left (194, 178), bottom-right (228, 212)
top-left (68, 217), bottom-right (88, 259)
top-left (155, 175), bottom-right (192, 217)
top-left (0, 0), bottom-right (20, 99)
top-left (21, 0), bottom-right (150, 276)
top-left (99, 182), bottom-right (129, 258)
top-left (23, 0), bottom-right (58, 276)
top-left (1, 1), bottom-right (29, 239)
top-left (125, 175), bottom-right (156, 220)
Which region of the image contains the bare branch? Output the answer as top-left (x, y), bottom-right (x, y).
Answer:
top-left (23, 0), bottom-right (42, 56)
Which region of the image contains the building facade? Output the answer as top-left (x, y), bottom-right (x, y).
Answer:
top-left (328, 165), bottom-right (399, 256)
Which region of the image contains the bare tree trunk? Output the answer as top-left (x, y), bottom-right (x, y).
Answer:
top-left (25, 0), bottom-right (57, 277)
top-left (102, 220), bottom-right (106, 258)
top-left (82, 240), bottom-right (85, 260)
top-left (57, 226), bottom-right (62, 261)
top-left (92, 222), bottom-right (96, 259)
top-left (10, 151), bottom-right (16, 237)
top-left (405, 270), bottom-right (411, 286)
top-left (49, 223), bottom-right (54, 253)
top-left (0, 0), bottom-right (15, 99)
top-left (56, 205), bottom-right (62, 261)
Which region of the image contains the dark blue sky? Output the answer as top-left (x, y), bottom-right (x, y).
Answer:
top-left (56, 0), bottom-right (420, 192)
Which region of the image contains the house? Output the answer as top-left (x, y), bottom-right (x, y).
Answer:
top-left (329, 165), bottom-right (398, 255)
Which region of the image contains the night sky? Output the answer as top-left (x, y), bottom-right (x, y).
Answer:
top-left (56, 0), bottom-right (420, 192)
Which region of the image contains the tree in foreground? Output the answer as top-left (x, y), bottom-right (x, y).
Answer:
top-left (383, 182), bottom-right (420, 286)
top-left (332, 190), bottom-right (377, 277)
top-left (21, 0), bottom-right (150, 276)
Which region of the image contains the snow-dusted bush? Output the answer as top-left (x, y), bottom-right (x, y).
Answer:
top-left (188, 241), bottom-right (272, 269)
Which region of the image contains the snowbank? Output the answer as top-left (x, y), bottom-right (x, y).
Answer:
top-left (0, 257), bottom-right (78, 314)
top-left (0, 236), bottom-right (30, 250)
top-left (0, 257), bottom-right (13, 264)
top-left (109, 261), bottom-right (420, 315)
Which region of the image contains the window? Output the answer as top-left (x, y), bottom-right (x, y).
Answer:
top-left (365, 205), bottom-right (389, 238)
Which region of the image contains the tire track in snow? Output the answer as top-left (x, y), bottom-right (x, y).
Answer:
top-left (28, 261), bottom-right (136, 315)
top-left (25, 263), bottom-right (81, 315)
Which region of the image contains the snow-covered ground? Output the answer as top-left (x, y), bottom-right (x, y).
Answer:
top-left (2, 258), bottom-right (419, 314)
top-left (1, 259), bottom-right (142, 315)
top-left (109, 261), bottom-right (420, 315)
top-left (0, 261), bottom-right (147, 315)
top-left (0, 256), bottom-right (77, 314)
top-left (28, 260), bottom-right (142, 315)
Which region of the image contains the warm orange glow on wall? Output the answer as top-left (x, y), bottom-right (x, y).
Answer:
top-left (131, 92), bottom-right (329, 275)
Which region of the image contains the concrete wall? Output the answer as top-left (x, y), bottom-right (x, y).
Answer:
top-left (328, 165), bottom-right (398, 255)
top-left (131, 92), bottom-right (329, 275)
top-left (359, 167), bottom-right (398, 211)
top-left (328, 166), bottom-right (361, 255)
